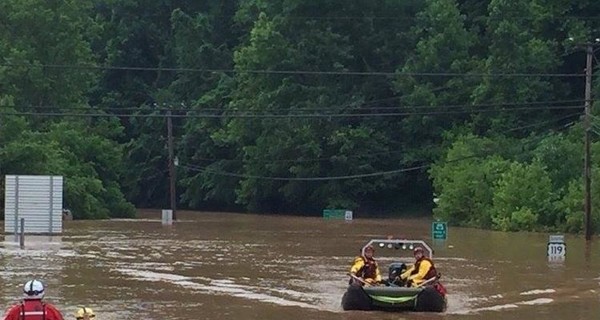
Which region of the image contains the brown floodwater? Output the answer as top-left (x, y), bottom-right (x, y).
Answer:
top-left (1, 210), bottom-right (599, 320)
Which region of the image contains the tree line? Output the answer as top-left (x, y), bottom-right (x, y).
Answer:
top-left (0, 0), bottom-right (599, 233)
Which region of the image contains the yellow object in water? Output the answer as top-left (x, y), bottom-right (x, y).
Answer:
top-left (75, 307), bottom-right (95, 319)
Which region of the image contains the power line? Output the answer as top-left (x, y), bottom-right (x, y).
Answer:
top-left (191, 152), bottom-right (398, 164)
top-left (0, 63), bottom-right (584, 78)
top-left (348, 99), bottom-right (584, 111)
top-left (179, 163), bottom-right (431, 181)
top-left (0, 99), bottom-right (584, 113)
top-left (588, 114), bottom-right (600, 123)
top-left (0, 88), bottom-right (449, 113)
top-left (0, 105), bottom-right (584, 119)
top-left (504, 112), bottom-right (581, 132)
top-left (97, 11), bottom-right (600, 22)
top-left (275, 15), bottom-right (600, 21)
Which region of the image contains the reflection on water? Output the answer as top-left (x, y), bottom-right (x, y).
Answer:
top-left (1, 210), bottom-right (599, 320)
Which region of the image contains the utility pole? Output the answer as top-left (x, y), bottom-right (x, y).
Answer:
top-left (584, 43), bottom-right (593, 241)
top-left (167, 109), bottom-right (177, 221)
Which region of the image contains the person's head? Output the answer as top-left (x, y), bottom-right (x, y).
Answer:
top-left (76, 307), bottom-right (95, 320)
top-left (413, 247), bottom-right (425, 260)
top-left (22, 279), bottom-right (45, 300)
top-left (363, 245), bottom-right (375, 258)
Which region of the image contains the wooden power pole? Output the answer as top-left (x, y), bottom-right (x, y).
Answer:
top-left (167, 110), bottom-right (177, 221)
top-left (584, 43), bottom-right (593, 241)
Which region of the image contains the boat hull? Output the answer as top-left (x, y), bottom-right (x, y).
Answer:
top-left (341, 284), bottom-right (446, 312)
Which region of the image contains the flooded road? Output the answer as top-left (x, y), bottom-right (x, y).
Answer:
top-left (1, 210), bottom-right (599, 319)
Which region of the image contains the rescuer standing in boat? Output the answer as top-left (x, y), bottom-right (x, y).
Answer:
top-left (349, 245), bottom-right (382, 285)
top-left (400, 247), bottom-right (438, 287)
top-left (2, 279), bottom-right (65, 320)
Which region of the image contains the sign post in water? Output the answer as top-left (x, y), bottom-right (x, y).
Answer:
top-left (344, 210), bottom-right (353, 221)
top-left (432, 221), bottom-right (447, 240)
top-left (547, 234), bottom-right (566, 262)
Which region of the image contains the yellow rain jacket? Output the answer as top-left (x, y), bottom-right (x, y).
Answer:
top-left (401, 257), bottom-right (437, 287)
top-left (350, 256), bottom-right (382, 284)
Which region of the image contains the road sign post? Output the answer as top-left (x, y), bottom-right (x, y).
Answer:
top-left (547, 234), bottom-right (566, 263)
top-left (432, 221), bottom-right (448, 240)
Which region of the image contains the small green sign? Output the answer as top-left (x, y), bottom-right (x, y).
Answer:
top-left (432, 221), bottom-right (447, 240)
top-left (323, 209), bottom-right (346, 219)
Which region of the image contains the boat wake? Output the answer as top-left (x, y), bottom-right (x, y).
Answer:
top-left (113, 268), bottom-right (333, 311)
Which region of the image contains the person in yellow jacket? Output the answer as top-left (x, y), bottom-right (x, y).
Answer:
top-left (400, 247), bottom-right (438, 287)
top-left (75, 307), bottom-right (95, 320)
top-left (349, 245), bottom-right (382, 285)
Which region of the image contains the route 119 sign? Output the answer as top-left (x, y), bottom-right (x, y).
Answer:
top-left (547, 234), bottom-right (566, 262)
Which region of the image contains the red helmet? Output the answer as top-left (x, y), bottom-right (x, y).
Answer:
top-left (364, 245), bottom-right (375, 253)
top-left (413, 247), bottom-right (424, 254)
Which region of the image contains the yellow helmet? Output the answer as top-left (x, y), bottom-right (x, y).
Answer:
top-left (75, 307), bottom-right (95, 319)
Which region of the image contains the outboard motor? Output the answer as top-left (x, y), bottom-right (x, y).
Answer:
top-left (388, 262), bottom-right (408, 284)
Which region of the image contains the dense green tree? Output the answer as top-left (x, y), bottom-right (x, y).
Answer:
top-left (0, 0), bottom-right (96, 111)
top-left (205, 1), bottom-right (427, 213)
top-left (0, 120), bottom-right (134, 219)
top-left (170, 3), bottom-right (243, 210)
top-left (430, 135), bottom-right (512, 227)
top-left (395, 0), bottom-right (478, 164)
top-left (0, 1), bottom-right (135, 219)
top-left (491, 161), bottom-right (555, 231)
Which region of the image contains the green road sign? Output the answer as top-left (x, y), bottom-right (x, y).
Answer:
top-left (323, 209), bottom-right (348, 219)
top-left (432, 221), bottom-right (447, 240)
